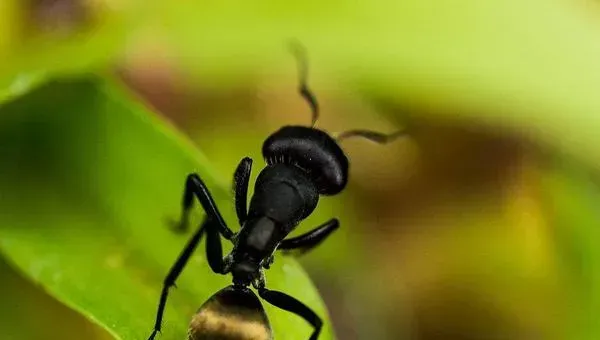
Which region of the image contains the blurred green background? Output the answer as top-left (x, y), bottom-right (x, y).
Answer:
top-left (1, 0), bottom-right (599, 339)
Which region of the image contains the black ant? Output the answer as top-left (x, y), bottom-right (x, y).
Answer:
top-left (146, 43), bottom-right (405, 340)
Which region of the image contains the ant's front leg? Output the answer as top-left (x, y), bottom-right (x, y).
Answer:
top-left (171, 173), bottom-right (234, 241)
top-left (233, 157), bottom-right (253, 226)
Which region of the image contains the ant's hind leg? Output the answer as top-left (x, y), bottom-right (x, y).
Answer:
top-left (258, 288), bottom-right (323, 340)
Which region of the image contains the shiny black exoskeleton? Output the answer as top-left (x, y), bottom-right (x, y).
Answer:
top-left (146, 43), bottom-right (404, 340)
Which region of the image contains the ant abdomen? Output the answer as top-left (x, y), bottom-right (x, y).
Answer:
top-left (262, 126), bottom-right (349, 195)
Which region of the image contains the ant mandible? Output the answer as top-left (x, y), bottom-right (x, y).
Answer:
top-left (147, 43), bottom-right (405, 340)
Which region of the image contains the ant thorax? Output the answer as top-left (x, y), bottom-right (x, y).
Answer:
top-left (248, 164), bottom-right (319, 228)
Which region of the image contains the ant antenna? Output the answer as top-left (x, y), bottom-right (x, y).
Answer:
top-left (334, 129), bottom-right (406, 144)
top-left (289, 41), bottom-right (319, 127)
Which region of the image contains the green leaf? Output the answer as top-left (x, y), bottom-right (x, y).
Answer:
top-left (0, 255), bottom-right (111, 340)
top-left (0, 72), bottom-right (45, 104)
top-left (0, 76), bottom-right (335, 340)
top-left (538, 159), bottom-right (600, 340)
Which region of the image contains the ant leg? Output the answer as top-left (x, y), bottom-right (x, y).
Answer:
top-left (278, 218), bottom-right (339, 256)
top-left (148, 221), bottom-right (207, 340)
top-left (204, 218), bottom-right (227, 274)
top-left (172, 173), bottom-right (234, 240)
top-left (233, 157), bottom-right (252, 226)
top-left (148, 218), bottom-right (227, 340)
top-left (258, 288), bottom-right (322, 340)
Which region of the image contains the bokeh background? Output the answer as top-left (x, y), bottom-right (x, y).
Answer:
top-left (1, 0), bottom-right (599, 339)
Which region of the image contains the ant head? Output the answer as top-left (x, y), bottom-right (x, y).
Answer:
top-left (262, 126), bottom-right (349, 195)
top-left (262, 41), bottom-right (405, 195)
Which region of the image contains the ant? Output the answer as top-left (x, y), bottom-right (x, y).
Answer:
top-left (146, 43), bottom-right (405, 340)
